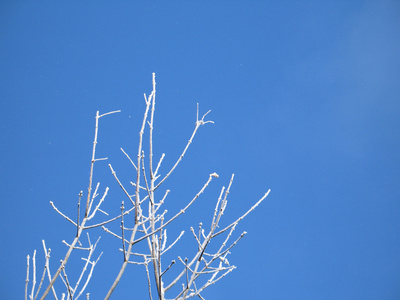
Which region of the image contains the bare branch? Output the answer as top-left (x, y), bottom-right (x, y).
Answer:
top-left (83, 206), bottom-right (134, 230)
top-left (121, 148), bottom-right (137, 170)
top-left (77, 191), bottom-right (83, 235)
top-left (145, 263), bottom-right (153, 300)
top-left (50, 202), bottom-right (77, 227)
top-left (32, 74), bottom-right (269, 300)
top-left (98, 110), bottom-right (121, 118)
top-left (30, 250), bottom-right (37, 300)
top-left (87, 186), bottom-right (109, 220)
top-left (87, 182), bottom-right (100, 218)
top-left (155, 105), bottom-right (215, 190)
top-left (154, 153), bottom-right (165, 177)
top-left (109, 164), bottom-right (135, 207)
top-left (161, 230), bottom-right (185, 255)
top-left (101, 226), bottom-right (129, 244)
top-left (213, 189), bottom-right (271, 238)
top-left (121, 202), bottom-right (126, 261)
top-left (41, 241), bottom-right (58, 300)
top-left (25, 255), bottom-right (29, 300)
top-left (61, 265), bottom-right (72, 300)
top-left (74, 236), bottom-right (102, 300)
top-left (34, 261), bottom-right (47, 300)
top-left (85, 111), bottom-right (100, 218)
top-left (132, 173), bottom-right (218, 246)
top-left (161, 260), bottom-right (176, 277)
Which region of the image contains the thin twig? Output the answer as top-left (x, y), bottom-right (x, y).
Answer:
top-left (42, 241), bottom-right (58, 300)
top-left (162, 231), bottom-right (185, 255)
top-left (145, 263), bottom-right (153, 300)
top-left (132, 173), bottom-right (218, 246)
top-left (30, 250), bottom-right (36, 300)
top-left (34, 262), bottom-right (47, 300)
top-left (120, 148), bottom-right (137, 170)
top-left (75, 247), bottom-right (102, 299)
top-left (83, 206), bottom-right (134, 230)
top-left (155, 104), bottom-right (214, 191)
top-left (87, 182), bottom-right (100, 218)
top-left (121, 202), bottom-right (126, 261)
top-left (77, 191), bottom-right (83, 235)
top-left (61, 266), bottom-right (73, 300)
top-left (109, 164), bottom-right (135, 206)
top-left (154, 153), bottom-right (165, 177)
top-left (25, 255), bottom-right (29, 300)
top-left (213, 189), bottom-right (271, 238)
top-left (40, 110), bottom-right (119, 300)
top-left (87, 187), bottom-right (109, 220)
top-left (50, 202), bottom-right (77, 227)
top-left (161, 260), bottom-right (176, 277)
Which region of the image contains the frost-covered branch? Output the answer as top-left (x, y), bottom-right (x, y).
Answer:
top-left (27, 73), bottom-right (270, 300)
top-left (37, 110), bottom-right (120, 300)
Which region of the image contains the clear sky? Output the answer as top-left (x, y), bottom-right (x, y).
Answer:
top-left (1, 1), bottom-right (400, 299)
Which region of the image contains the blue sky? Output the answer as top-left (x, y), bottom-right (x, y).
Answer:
top-left (1, 1), bottom-right (400, 299)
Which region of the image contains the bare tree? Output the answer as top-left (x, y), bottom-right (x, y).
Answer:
top-left (25, 73), bottom-right (270, 300)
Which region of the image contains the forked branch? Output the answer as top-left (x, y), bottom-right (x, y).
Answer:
top-left (27, 74), bottom-right (270, 300)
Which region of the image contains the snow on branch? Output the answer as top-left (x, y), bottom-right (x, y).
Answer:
top-left (27, 74), bottom-right (270, 300)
